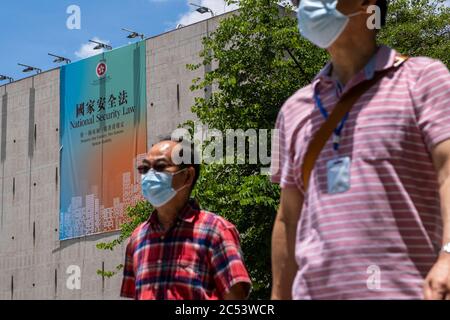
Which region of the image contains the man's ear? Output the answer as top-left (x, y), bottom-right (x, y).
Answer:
top-left (361, 0), bottom-right (378, 9)
top-left (185, 167), bottom-right (195, 188)
top-left (351, 0), bottom-right (378, 17)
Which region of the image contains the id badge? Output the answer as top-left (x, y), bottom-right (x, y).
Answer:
top-left (326, 157), bottom-right (351, 194)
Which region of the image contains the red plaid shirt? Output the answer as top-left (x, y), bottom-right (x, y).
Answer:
top-left (120, 200), bottom-right (252, 300)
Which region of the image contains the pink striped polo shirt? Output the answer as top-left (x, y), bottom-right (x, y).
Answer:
top-left (271, 45), bottom-right (450, 299)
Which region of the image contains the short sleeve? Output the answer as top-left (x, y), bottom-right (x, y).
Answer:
top-left (120, 238), bottom-right (136, 299)
top-left (270, 110), bottom-right (299, 189)
top-left (210, 224), bottom-right (252, 298)
top-left (413, 60), bottom-right (450, 151)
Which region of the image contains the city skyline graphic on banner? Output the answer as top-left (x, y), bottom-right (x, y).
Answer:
top-left (62, 154), bottom-right (146, 239)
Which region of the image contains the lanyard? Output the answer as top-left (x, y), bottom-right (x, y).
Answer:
top-left (313, 53), bottom-right (377, 152)
top-left (313, 91), bottom-right (349, 152)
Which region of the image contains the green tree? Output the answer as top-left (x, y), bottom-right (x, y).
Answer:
top-left (97, 0), bottom-right (450, 299)
top-left (379, 0), bottom-right (449, 67)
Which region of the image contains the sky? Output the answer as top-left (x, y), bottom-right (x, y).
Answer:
top-left (0, 0), bottom-right (240, 83)
top-left (0, 0), bottom-right (448, 84)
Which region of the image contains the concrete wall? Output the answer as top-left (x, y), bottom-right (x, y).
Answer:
top-left (0, 13), bottom-right (225, 300)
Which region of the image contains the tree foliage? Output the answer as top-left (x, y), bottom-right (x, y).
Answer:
top-left (379, 0), bottom-right (449, 67)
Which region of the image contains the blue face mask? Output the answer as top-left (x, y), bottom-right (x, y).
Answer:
top-left (298, 0), bottom-right (362, 49)
top-left (141, 168), bottom-right (187, 207)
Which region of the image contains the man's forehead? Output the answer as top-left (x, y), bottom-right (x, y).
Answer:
top-left (147, 141), bottom-right (178, 160)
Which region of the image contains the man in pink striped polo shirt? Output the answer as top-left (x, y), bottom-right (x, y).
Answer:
top-left (271, 0), bottom-right (450, 299)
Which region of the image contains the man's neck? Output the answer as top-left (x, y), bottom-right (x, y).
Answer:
top-left (328, 40), bottom-right (378, 85)
top-left (156, 199), bottom-right (189, 231)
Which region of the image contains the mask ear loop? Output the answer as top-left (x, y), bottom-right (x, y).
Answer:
top-left (348, 12), bottom-right (362, 18)
top-left (172, 168), bottom-right (190, 192)
top-left (347, 10), bottom-right (365, 18)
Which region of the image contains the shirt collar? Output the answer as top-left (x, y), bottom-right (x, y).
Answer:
top-left (148, 199), bottom-right (200, 227)
top-left (177, 199), bottom-right (200, 223)
top-left (312, 45), bottom-right (398, 91)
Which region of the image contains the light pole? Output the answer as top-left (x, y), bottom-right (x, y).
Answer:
top-left (121, 28), bottom-right (145, 40)
top-left (0, 75), bottom-right (14, 83)
top-left (48, 53), bottom-right (71, 64)
top-left (89, 40), bottom-right (112, 51)
top-left (189, 3), bottom-right (215, 17)
top-left (18, 63), bottom-right (42, 74)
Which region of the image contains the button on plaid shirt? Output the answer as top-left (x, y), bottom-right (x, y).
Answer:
top-left (120, 200), bottom-right (252, 300)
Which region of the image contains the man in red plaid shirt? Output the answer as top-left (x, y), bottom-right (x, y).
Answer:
top-left (120, 137), bottom-right (252, 300)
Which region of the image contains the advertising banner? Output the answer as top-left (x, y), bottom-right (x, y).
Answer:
top-left (59, 41), bottom-right (147, 240)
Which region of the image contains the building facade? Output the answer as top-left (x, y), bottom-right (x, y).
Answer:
top-left (0, 14), bottom-right (222, 300)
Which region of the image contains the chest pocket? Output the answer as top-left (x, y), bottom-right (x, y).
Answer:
top-left (351, 106), bottom-right (414, 162)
